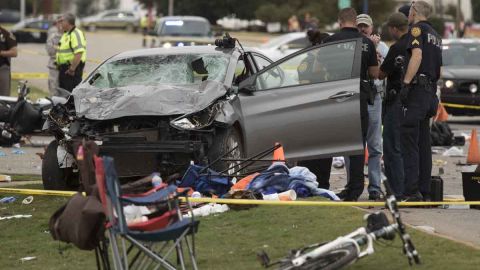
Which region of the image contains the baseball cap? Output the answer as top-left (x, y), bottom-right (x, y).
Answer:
top-left (398, 4), bottom-right (410, 17)
top-left (387, 12), bottom-right (408, 27)
top-left (356, 14), bottom-right (373, 26)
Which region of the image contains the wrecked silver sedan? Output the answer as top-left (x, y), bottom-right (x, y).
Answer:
top-left (42, 38), bottom-right (365, 189)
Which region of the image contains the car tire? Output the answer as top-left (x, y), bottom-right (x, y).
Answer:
top-left (41, 140), bottom-right (69, 190)
top-left (208, 127), bottom-right (245, 175)
top-left (87, 24), bottom-right (96, 32)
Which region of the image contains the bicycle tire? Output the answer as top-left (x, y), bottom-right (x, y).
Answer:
top-left (279, 242), bottom-right (359, 270)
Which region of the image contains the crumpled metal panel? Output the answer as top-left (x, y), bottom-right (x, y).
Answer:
top-left (72, 80), bottom-right (227, 120)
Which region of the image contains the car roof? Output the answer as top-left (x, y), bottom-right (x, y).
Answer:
top-left (109, 46), bottom-right (234, 60)
top-left (442, 38), bottom-right (480, 45)
top-left (107, 45), bottom-right (263, 62)
top-left (158, 16), bottom-right (209, 23)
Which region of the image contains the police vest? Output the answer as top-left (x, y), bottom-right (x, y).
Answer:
top-left (56, 27), bottom-right (86, 65)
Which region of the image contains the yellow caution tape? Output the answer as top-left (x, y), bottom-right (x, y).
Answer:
top-left (0, 188), bottom-right (77, 197)
top-left (12, 72), bottom-right (49, 79)
top-left (442, 102), bottom-right (480, 110)
top-left (1, 187), bottom-right (480, 207)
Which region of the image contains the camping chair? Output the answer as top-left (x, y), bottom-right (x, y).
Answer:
top-left (95, 155), bottom-right (200, 270)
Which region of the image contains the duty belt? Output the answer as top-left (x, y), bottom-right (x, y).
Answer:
top-left (412, 74), bottom-right (434, 86)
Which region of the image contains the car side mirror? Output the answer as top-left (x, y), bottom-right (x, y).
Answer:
top-left (279, 44), bottom-right (289, 53)
top-left (238, 75), bottom-right (257, 95)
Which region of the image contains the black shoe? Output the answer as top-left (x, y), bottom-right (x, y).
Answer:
top-left (343, 195), bottom-right (359, 202)
top-left (336, 189), bottom-right (348, 200)
top-left (402, 193), bottom-right (424, 202)
top-left (368, 192), bottom-right (384, 201)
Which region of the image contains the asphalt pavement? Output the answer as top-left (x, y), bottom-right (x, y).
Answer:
top-left (3, 30), bottom-right (480, 248)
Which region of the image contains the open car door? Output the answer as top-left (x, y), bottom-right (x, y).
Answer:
top-left (237, 38), bottom-right (363, 161)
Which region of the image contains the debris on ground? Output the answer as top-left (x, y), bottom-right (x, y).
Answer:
top-left (442, 146), bottom-right (464, 157)
top-left (11, 149), bottom-right (26, 155)
top-left (332, 156), bottom-right (345, 168)
top-left (19, 256), bottom-right (37, 262)
top-left (22, 196), bottom-right (34, 205)
top-left (0, 196), bottom-right (16, 203)
top-left (183, 203), bottom-right (229, 218)
top-left (433, 159), bottom-right (448, 166)
top-left (0, 174), bottom-right (12, 182)
top-left (414, 225), bottom-right (436, 234)
top-left (0, 214), bottom-right (32, 220)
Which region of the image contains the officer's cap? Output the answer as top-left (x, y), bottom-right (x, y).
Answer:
top-left (356, 14), bottom-right (373, 26)
top-left (386, 12), bottom-right (408, 28)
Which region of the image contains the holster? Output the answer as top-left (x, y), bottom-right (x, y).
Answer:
top-left (360, 80), bottom-right (375, 105)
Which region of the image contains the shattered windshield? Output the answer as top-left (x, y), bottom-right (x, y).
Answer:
top-left (89, 53), bottom-right (230, 88)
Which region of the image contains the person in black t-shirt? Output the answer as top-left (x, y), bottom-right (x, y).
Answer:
top-left (379, 12), bottom-right (409, 200)
top-left (322, 7), bottom-right (378, 201)
top-left (0, 25), bottom-right (18, 96)
top-left (400, 1), bottom-right (442, 202)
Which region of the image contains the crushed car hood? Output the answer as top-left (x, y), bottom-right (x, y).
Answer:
top-left (72, 80), bottom-right (227, 120)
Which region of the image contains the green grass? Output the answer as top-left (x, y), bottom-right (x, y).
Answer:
top-left (10, 80), bottom-right (49, 101)
top-left (1, 185), bottom-right (479, 269)
top-left (10, 174), bottom-right (43, 182)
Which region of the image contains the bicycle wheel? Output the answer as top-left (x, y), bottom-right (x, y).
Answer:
top-left (279, 243), bottom-right (359, 270)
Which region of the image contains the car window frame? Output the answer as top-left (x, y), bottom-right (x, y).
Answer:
top-left (252, 38), bottom-right (363, 92)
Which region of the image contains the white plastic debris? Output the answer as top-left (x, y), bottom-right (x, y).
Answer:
top-left (442, 146), bottom-right (464, 157)
top-left (20, 256), bottom-right (37, 262)
top-left (0, 215), bottom-right (32, 221)
top-left (332, 156), bottom-right (345, 168)
top-left (414, 225), bottom-right (436, 234)
top-left (183, 203), bottom-right (229, 218)
top-left (0, 174), bottom-right (12, 182)
top-left (22, 196), bottom-right (34, 205)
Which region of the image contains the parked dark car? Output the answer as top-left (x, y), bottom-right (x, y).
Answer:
top-left (0, 9), bottom-right (20, 23)
top-left (40, 36), bottom-right (364, 190)
top-left (11, 18), bottom-right (53, 43)
top-left (81, 10), bottom-right (140, 32)
top-left (440, 39), bottom-right (480, 116)
top-left (149, 16), bottom-right (216, 47)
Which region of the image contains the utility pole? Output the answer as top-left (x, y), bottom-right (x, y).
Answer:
top-left (362, 0), bottom-right (368, 14)
top-left (456, 0), bottom-right (461, 37)
top-left (168, 0), bottom-right (174, 16)
top-left (20, 0), bottom-right (26, 21)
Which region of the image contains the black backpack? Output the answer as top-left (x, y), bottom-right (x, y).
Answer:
top-left (431, 122), bottom-right (453, 146)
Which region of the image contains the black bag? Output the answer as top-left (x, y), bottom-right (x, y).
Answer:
top-left (431, 122), bottom-right (454, 146)
top-left (49, 141), bottom-right (105, 251)
top-left (49, 192), bottom-right (105, 250)
top-left (430, 176), bottom-right (443, 202)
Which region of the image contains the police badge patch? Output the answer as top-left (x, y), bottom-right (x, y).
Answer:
top-left (411, 27), bottom-right (421, 37)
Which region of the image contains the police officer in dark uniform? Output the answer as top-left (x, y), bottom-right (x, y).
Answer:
top-left (322, 7), bottom-right (379, 201)
top-left (0, 25), bottom-right (18, 96)
top-left (379, 13), bottom-right (410, 199)
top-left (297, 30), bottom-right (333, 190)
top-left (400, 1), bottom-right (442, 201)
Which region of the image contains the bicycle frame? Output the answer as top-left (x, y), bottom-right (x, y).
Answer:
top-left (291, 223), bottom-right (399, 267)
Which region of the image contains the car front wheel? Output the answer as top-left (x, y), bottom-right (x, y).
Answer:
top-left (208, 127), bottom-right (245, 175)
top-left (41, 140), bottom-right (75, 190)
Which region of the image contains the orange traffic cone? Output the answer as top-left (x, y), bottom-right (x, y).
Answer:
top-left (435, 104), bottom-right (449, 122)
top-left (467, 128), bottom-right (480, 164)
top-left (364, 147), bottom-right (369, 165)
top-left (273, 143), bottom-right (285, 163)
